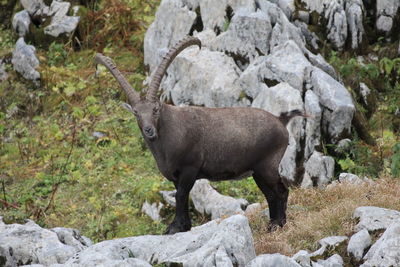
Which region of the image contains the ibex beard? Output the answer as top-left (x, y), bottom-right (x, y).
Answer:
top-left (95, 36), bottom-right (306, 234)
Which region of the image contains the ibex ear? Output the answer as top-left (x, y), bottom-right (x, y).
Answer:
top-left (121, 103), bottom-right (133, 112)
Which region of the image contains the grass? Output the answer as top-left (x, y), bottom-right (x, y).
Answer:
top-left (251, 177), bottom-right (400, 256)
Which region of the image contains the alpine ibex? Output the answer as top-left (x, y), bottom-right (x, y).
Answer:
top-left (95, 36), bottom-right (306, 234)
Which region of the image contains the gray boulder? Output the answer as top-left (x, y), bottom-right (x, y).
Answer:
top-left (64, 214), bottom-right (256, 267)
top-left (20, 0), bottom-right (49, 17)
top-left (347, 229), bottom-right (371, 261)
top-left (375, 0), bottom-right (400, 35)
top-left (12, 10), bottom-right (31, 37)
top-left (252, 82), bottom-right (304, 182)
top-left (353, 206), bottom-right (400, 231)
top-left (304, 90), bottom-right (322, 160)
top-left (315, 254), bottom-right (343, 267)
top-left (141, 201), bottom-right (164, 221)
top-left (246, 253), bottom-right (301, 267)
top-left (307, 67), bottom-right (355, 142)
top-left (159, 190), bottom-right (176, 206)
top-left (12, 37), bottom-right (40, 85)
top-left (361, 222), bottom-right (400, 267)
top-left (310, 236), bottom-right (348, 258)
top-left (338, 173), bottom-right (363, 184)
top-left (292, 250), bottom-right (312, 267)
top-left (302, 151), bottom-right (335, 188)
top-left (144, 0), bottom-right (197, 71)
top-left (0, 218), bottom-right (90, 267)
top-left (345, 0), bottom-right (365, 50)
top-left (162, 47), bottom-right (249, 107)
top-left (190, 179), bottom-right (248, 219)
top-left (44, 1), bottom-right (80, 37)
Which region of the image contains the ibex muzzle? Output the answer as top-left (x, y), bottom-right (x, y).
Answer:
top-left (95, 36), bottom-right (306, 234)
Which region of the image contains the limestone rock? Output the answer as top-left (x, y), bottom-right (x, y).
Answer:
top-left (375, 0), bottom-right (400, 35)
top-left (252, 82), bottom-right (304, 182)
top-left (12, 37), bottom-right (40, 85)
top-left (292, 250), bottom-right (312, 267)
top-left (246, 253), bottom-right (301, 267)
top-left (307, 67), bottom-right (355, 142)
top-left (0, 218), bottom-right (90, 266)
top-left (20, 0), bottom-right (48, 17)
top-left (303, 151), bottom-right (335, 188)
top-left (361, 222), bottom-right (400, 267)
top-left (315, 254), bottom-right (343, 267)
top-left (44, 1), bottom-right (80, 37)
top-left (12, 10), bottom-right (31, 37)
top-left (245, 203), bottom-right (262, 216)
top-left (141, 201), bottom-right (164, 221)
top-left (190, 179), bottom-right (248, 219)
top-left (64, 214), bottom-right (256, 267)
top-left (159, 190), bottom-right (176, 206)
top-left (310, 236), bottom-right (348, 258)
top-left (304, 90), bottom-right (322, 160)
top-left (345, 0), bottom-right (365, 50)
top-left (353, 206), bottom-right (400, 231)
top-left (162, 47), bottom-right (248, 107)
top-left (347, 229), bottom-right (371, 261)
top-left (338, 173), bottom-right (364, 184)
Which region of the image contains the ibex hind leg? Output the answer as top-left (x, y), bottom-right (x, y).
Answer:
top-left (253, 166), bottom-right (288, 232)
top-left (164, 167), bottom-right (197, 235)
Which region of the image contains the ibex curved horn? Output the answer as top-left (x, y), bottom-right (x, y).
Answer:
top-left (95, 53), bottom-right (140, 106)
top-left (147, 36), bottom-right (201, 102)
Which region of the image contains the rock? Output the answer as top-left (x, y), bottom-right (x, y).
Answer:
top-left (0, 218), bottom-right (90, 266)
top-left (304, 90), bottom-right (322, 160)
top-left (293, 20), bottom-right (319, 50)
top-left (315, 254), bottom-right (343, 267)
top-left (335, 139), bottom-right (352, 154)
top-left (252, 82), bottom-right (304, 182)
top-left (292, 250), bottom-right (312, 267)
top-left (244, 203), bottom-right (262, 216)
top-left (307, 67), bottom-right (355, 142)
top-left (246, 253), bottom-right (301, 267)
top-left (64, 214), bottom-right (256, 267)
top-left (345, 0), bottom-right (365, 50)
top-left (303, 151), bottom-right (335, 188)
top-left (210, 9), bottom-right (272, 62)
top-left (0, 60), bottom-right (8, 82)
top-left (361, 222), bottom-right (400, 267)
top-left (162, 47), bottom-right (249, 107)
top-left (44, 1), bottom-right (80, 37)
top-left (12, 10), bottom-right (31, 37)
top-left (159, 190), bottom-right (176, 206)
top-left (359, 82), bottom-right (371, 106)
top-left (141, 201), bottom-right (164, 221)
top-left (305, 52), bottom-right (338, 80)
top-left (310, 236), bottom-right (348, 258)
top-left (92, 131), bottom-right (107, 139)
top-left (353, 206), bottom-right (400, 231)
top-left (338, 173), bottom-right (364, 184)
top-left (12, 37), bottom-right (40, 85)
top-left (347, 229), bottom-right (371, 261)
top-left (375, 0), bottom-right (400, 36)
top-left (144, 0), bottom-right (197, 72)
top-left (190, 179), bottom-right (248, 219)
top-left (20, 0), bottom-right (48, 17)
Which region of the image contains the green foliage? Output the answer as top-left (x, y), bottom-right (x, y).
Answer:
top-left (391, 143), bottom-right (400, 178)
top-left (47, 42), bottom-right (68, 66)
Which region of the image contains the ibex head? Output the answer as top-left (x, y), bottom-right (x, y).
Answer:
top-left (95, 36), bottom-right (201, 141)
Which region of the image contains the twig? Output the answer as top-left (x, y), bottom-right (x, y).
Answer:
top-left (0, 199), bottom-right (19, 209)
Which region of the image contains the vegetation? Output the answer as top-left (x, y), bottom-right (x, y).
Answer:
top-left (0, 0), bottom-right (399, 256)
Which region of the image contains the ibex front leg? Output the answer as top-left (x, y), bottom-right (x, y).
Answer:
top-left (164, 168), bottom-right (197, 235)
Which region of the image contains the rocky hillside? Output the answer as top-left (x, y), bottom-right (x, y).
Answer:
top-left (0, 0), bottom-right (400, 266)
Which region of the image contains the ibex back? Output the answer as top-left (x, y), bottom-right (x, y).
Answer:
top-left (95, 36), bottom-right (306, 234)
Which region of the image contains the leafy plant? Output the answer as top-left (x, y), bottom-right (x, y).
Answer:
top-left (391, 143), bottom-right (400, 178)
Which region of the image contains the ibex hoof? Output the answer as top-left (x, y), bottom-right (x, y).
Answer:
top-left (164, 221), bottom-right (191, 235)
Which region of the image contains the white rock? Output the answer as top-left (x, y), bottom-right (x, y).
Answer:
top-left (162, 47), bottom-right (248, 107)
top-left (359, 82), bottom-right (371, 105)
top-left (338, 173), bottom-right (364, 184)
top-left (12, 10), bottom-right (31, 37)
top-left (246, 253), bottom-right (301, 267)
top-left (159, 190), bottom-right (176, 206)
top-left (190, 179), bottom-right (248, 220)
top-left (361, 222), bottom-right (400, 267)
top-left (311, 236), bottom-right (348, 257)
top-left (244, 203), bottom-right (262, 216)
top-left (12, 37), bottom-right (40, 85)
top-left (346, 0), bottom-right (365, 50)
top-left (304, 90), bottom-right (322, 160)
top-left (141, 201), bottom-right (164, 221)
top-left (0, 219), bottom-right (90, 266)
top-left (353, 206), bottom-right (400, 231)
top-left (64, 214), bottom-right (256, 267)
top-left (315, 254), bottom-right (343, 267)
top-left (307, 67), bottom-right (355, 142)
top-left (44, 1), bottom-right (80, 37)
top-left (20, 0), bottom-right (48, 16)
top-left (335, 138), bottom-right (352, 154)
top-left (210, 9), bottom-right (272, 62)
top-left (303, 151), bottom-right (335, 188)
top-left (252, 82), bottom-right (304, 182)
top-left (375, 0), bottom-right (400, 34)
top-left (347, 229), bottom-right (371, 261)
top-left (294, 21), bottom-right (319, 50)
top-left (292, 250), bottom-right (312, 267)
top-left (144, 0), bottom-right (197, 72)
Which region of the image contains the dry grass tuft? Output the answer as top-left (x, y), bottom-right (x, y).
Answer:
top-left (250, 177), bottom-right (400, 256)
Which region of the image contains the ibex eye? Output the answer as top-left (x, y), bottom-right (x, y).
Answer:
top-left (153, 108), bottom-right (159, 115)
